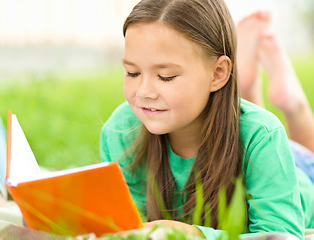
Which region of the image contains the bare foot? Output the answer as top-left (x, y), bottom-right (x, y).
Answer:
top-left (258, 34), bottom-right (308, 114)
top-left (237, 11), bottom-right (270, 106)
top-left (258, 33), bottom-right (314, 152)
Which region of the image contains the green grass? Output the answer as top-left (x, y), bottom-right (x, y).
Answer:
top-left (0, 66), bottom-right (125, 170)
top-left (1, 54), bottom-right (314, 170)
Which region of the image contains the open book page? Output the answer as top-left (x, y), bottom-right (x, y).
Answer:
top-left (7, 115), bottom-right (41, 186)
top-left (7, 114), bottom-right (111, 186)
top-left (22, 162), bottom-right (110, 183)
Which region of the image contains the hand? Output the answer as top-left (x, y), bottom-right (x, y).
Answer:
top-left (143, 220), bottom-right (205, 237)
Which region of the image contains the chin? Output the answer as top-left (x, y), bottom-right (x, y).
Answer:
top-left (144, 125), bottom-right (168, 135)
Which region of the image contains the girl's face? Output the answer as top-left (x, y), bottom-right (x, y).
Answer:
top-left (123, 22), bottom-right (214, 137)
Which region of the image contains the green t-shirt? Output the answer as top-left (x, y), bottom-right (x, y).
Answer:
top-left (100, 99), bottom-right (314, 240)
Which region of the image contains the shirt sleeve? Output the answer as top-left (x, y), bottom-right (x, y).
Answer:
top-left (243, 127), bottom-right (304, 239)
top-left (99, 102), bottom-right (139, 166)
top-left (194, 127), bottom-right (304, 240)
top-left (99, 118), bottom-right (136, 173)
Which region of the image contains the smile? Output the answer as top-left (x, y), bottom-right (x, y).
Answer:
top-left (140, 107), bottom-right (166, 116)
top-left (144, 107), bottom-right (158, 111)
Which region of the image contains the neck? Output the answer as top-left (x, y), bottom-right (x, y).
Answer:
top-left (168, 127), bottom-right (202, 159)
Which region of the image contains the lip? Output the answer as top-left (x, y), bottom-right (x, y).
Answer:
top-left (139, 106), bottom-right (167, 116)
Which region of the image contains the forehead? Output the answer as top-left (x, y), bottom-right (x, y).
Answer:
top-left (125, 22), bottom-right (187, 44)
top-left (123, 22), bottom-right (210, 66)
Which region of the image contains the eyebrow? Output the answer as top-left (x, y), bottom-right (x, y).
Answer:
top-left (122, 59), bottom-right (136, 66)
top-left (152, 63), bottom-right (181, 69)
top-left (122, 59), bottom-right (181, 69)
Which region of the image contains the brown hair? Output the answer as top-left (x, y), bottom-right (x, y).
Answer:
top-left (123, 0), bottom-right (243, 228)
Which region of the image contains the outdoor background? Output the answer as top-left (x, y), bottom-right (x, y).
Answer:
top-left (0, 0), bottom-right (313, 170)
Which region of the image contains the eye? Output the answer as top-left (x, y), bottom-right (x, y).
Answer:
top-left (158, 75), bottom-right (177, 82)
top-left (127, 72), bottom-right (141, 78)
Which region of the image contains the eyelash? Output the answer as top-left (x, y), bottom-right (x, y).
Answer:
top-left (126, 72), bottom-right (176, 82)
top-left (159, 75), bottom-right (176, 82)
top-left (127, 72), bottom-right (140, 78)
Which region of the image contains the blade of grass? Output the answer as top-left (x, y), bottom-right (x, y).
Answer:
top-left (227, 177), bottom-right (246, 240)
top-left (193, 170), bottom-right (204, 226)
top-left (217, 176), bottom-right (246, 240)
top-left (204, 202), bottom-right (211, 228)
top-left (147, 171), bottom-right (171, 220)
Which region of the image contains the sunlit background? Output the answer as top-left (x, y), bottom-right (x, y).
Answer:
top-left (0, 0), bottom-right (313, 169)
top-left (0, 0), bottom-right (139, 78)
top-left (0, 0), bottom-right (313, 76)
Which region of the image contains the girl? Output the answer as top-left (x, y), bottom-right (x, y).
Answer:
top-left (100, 0), bottom-right (314, 239)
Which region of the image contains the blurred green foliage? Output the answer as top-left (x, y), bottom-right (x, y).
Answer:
top-left (0, 54), bottom-right (313, 170)
top-left (0, 66), bottom-right (125, 170)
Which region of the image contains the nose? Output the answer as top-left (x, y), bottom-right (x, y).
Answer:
top-left (136, 77), bottom-right (159, 100)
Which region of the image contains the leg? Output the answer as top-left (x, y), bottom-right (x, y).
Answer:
top-left (237, 11), bottom-right (270, 107)
top-left (289, 140), bottom-right (314, 184)
top-left (258, 33), bottom-right (314, 153)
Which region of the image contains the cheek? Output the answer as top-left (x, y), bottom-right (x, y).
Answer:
top-left (169, 83), bottom-right (209, 108)
top-left (177, 89), bottom-right (210, 116)
top-left (123, 81), bottom-right (134, 102)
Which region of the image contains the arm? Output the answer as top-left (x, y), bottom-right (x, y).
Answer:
top-left (100, 101), bottom-right (139, 165)
top-left (243, 127), bottom-right (304, 239)
top-left (153, 128), bottom-right (305, 240)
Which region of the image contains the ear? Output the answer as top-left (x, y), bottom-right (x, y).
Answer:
top-left (209, 55), bottom-right (232, 92)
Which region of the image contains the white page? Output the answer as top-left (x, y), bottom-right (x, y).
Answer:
top-left (23, 162), bottom-right (110, 183)
top-left (7, 115), bottom-right (41, 186)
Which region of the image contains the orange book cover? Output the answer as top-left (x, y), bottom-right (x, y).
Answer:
top-left (5, 111), bottom-right (143, 237)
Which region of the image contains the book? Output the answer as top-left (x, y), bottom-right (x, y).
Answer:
top-left (5, 110), bottom-right (143, 237)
